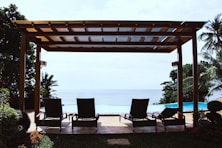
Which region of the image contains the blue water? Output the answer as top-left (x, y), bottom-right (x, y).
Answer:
top-left (62, 102), bottom-right (207, 114)
top-left (56, 89), bottom-right (163, 105)
top-left (165, 102), bottom-right (207, 111)
top-left (55, 89), bottom-right (219, 113)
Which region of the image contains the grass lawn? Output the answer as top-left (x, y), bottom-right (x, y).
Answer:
top-left (49, 131), bottom-right (222, 148)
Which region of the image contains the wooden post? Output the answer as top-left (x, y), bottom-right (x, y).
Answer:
top-left (177, 44), bottom-right (183, 117)
top-left (19, 32), bottom-right (26, 111)
top-left (34, 39), bottom-right (41, 122)
top-left (192, 30), bottom-right (199, 127)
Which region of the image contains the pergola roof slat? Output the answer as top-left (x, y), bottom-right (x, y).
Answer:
top-left (12, 20), bottom-right (205, 53)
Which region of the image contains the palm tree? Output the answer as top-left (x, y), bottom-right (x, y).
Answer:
top-left (199, 14), bottom-right (222, 96)
top-left (199, 13), bottom-right (222, 53)
top-left (201, 50), bottom-right (222, 93)
top-left (40, 73), bottom-right (58, 98)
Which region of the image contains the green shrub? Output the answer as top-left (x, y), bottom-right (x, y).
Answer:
top-left (0, 104), bottom-right (19, 147)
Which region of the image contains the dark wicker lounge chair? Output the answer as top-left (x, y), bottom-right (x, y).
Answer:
top-left (124, 98), bottom-right (157, 131)
top-left (72, 98), bottom-right (99, 131)
top-left (36, 98), bottom-right (67, 131)
top-left (152, 108), bottom-right (186, 131)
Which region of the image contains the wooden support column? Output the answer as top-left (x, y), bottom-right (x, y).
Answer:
top-left (34, 40), bottom-right (41, 122)
top-left (19, 32), bottom-right (26, 111)
top-left (177, 44), bottom-right (183, 117)
top-left (192, 30), bottom-right (199, 127)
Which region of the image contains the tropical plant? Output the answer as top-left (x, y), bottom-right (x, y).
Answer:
top-left (0, 88), bottom-right (18, 147)
top-left (0, 4), bottom-right (36, 108)
top-left (199, 13), bottom-right (222, 53)
top-left (160, 68), bottom-right (178, 103)
top-left (160, 63), bottom-right (212, 104)
top-left (199, 13), bottom-right (222, 95)
top-left (40, 72), bottom-right (58, 98)
top-left (0, 88), bottom-right (31, 147)
top-left (0, 4), bottom-right (25, 97)
top-left (159, 81), bottom-right (177, 104)
top-left (30, 130), bottom-right (54, 148)
top-left (18, 130), bottom-right (54, 148)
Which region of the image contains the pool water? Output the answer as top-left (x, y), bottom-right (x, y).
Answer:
top-left (164, 102), bottom-right (207, 111)
top-left (62, 102), bottom-right (207, 114)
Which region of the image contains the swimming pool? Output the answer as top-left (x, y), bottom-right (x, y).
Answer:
top-left (62, 102), bottom-right (207, 114)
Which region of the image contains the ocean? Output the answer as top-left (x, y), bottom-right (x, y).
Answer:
top-left (55, 89), bottom-right (163, 106)
top-left (53, 89), bottom-right (221, 113)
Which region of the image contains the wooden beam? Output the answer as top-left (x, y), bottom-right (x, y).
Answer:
top-left (34, 39), bottom-right (41, 122)
top-left (42, 47), bottom-right (173, 53)
top-left (41, 41), bottom-right (181, 46)
top-left (177, 43), bottom-right (183, 117)
top-left (151, 37), bottom-right (159, 42)
top-left (192, 30), bottom-right (199, 127)
top-left (139, 37), bottom-right (145, 42)
top-left (13, 20), bottom-right (205, 29)
top-left (25, 31), bottom-right (194, 37)
top-left (19, 32), bottom-right (26, 111)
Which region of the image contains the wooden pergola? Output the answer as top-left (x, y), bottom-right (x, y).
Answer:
top-left (12, 20), bottom-right (205, 127)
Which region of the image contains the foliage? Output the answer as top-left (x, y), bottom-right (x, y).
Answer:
top-left (200, 50), bottom-right (222, 94)
top-left (160, 14), bottom-right (222, 104)
top-left (159, 80), bottom-right (177, 103)
top-left (199, 13), bottom-right (222, 95)
top-left (36, 134), bottom-right (54, 148)
top-left (160, 63), bottom-right (212, 104)
top-left (0, 88), bottom-right (31, 147)
top-left (0, 87), bottom-right (10, 103)
top-left (196, 104), bottom-right (222, 143)
top-left (0, 4), bottom-right (26, 97)
top-left (182, 63), bottom-right (213, 102)
top-left (0, 104), bottom-right (19, 145)
top-left (199, 13), bottom-right (222, 53)
top-left (19, 130), bottom-right (54, 148)
top-left (41, 72), bottom-right (58, 98)
top-left (0, 4), bottom-right (37, 109)
top-left (0, 4), bottom-right (59, 109)
top-left (0, 88), bottom-right (19, 147)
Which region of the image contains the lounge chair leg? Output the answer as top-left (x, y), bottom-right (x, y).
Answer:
top-left (132, 125), bottom-right (134, 132)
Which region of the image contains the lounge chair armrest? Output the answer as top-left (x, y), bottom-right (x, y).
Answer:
top-left (36, 113), bottom-right (41, 118)
top-left (71, 113), bottom-right (79, 120)
top-left (151, 112), bottom-right (161, 119)
top-left (123, 113), bottom-right (131, 119)
top-left (147, 112), bottom-right (154, 118)
top-left (178, 113), bottom-right (186, 119)
top-left (63, 113), bottom-right (68, 118)
top-left (179, 114), bottom-right (186, 120)
top-left (95, 114), bottom-right (99, 120)
top-left (36, 111), bottom-right (45, 118)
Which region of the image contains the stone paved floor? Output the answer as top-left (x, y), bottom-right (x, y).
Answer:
top-left (27, 111), bottom-right (193, 134)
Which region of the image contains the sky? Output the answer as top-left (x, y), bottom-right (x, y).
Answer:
top-left (1, 0), bottom-right (222, 91)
